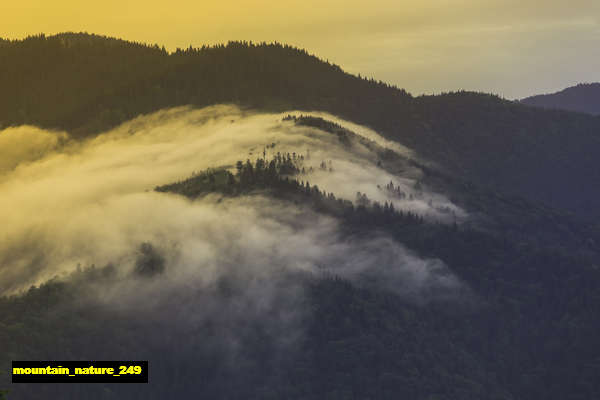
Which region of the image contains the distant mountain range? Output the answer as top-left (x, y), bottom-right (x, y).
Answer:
top-left (521, 83), bottom-right (600, 115)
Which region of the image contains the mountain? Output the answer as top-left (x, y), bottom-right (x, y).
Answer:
top-left (521, 83), bottom-right (600, 115)
top-left (1, 33), bottom-right (600, 219)
top-left (2, 112), bottom-right (600, 400)
top-left (2, 33), bottom-right (600, 400)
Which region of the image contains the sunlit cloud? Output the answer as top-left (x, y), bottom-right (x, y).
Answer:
top-left (0, 106), bottom-right (465, 301)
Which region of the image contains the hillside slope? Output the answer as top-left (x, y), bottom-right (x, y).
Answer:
top-left (3, 139), bottom-right (600, 399)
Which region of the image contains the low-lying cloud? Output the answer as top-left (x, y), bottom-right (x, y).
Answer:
top-left (0, 105), bottom-right (465, 301)
top-left (0, 125), bottom-right (69, 174)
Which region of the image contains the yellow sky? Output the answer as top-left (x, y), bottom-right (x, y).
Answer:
top-left (2, 0), bottom-right (599, 98)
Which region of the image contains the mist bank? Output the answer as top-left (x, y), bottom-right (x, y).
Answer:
top-left (5, 106), bottom-right (600, 400)
top-left (0, 105), bottom-right (465, 299)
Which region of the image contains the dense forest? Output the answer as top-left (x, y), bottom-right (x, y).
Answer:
top-left (2, 142), bottom-right (600, 399)
top-left (1, 33), bottom-right (600, 218)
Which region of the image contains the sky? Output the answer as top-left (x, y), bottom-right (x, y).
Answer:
top-left (1, 0), bottom-right (599, 99)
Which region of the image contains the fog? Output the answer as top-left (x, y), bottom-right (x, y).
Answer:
top-left (0, 125), bottom-right (69, 174)
top-left (0, 105), bottom-right (466, 301)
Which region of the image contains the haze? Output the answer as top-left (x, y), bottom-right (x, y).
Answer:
top-left (2, 0), bottom-right (599, 99)
top-left (0, 106), bottom-right (464, 299)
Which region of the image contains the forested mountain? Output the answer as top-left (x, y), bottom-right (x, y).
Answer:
top-left (2, 33), bottom-right (600, 400)
top-left (521, 83), bottom-right (600, 116)
top-left (3, 132), bottom-right (600, 398)
top-left (1, 33), bottom-right (600, 218)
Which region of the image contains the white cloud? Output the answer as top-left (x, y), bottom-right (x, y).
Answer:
top-left (0, 106), bottom-right (465, 303)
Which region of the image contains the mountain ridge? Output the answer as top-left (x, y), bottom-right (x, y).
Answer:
top-left (521, 83), bottom-right (600, 115)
